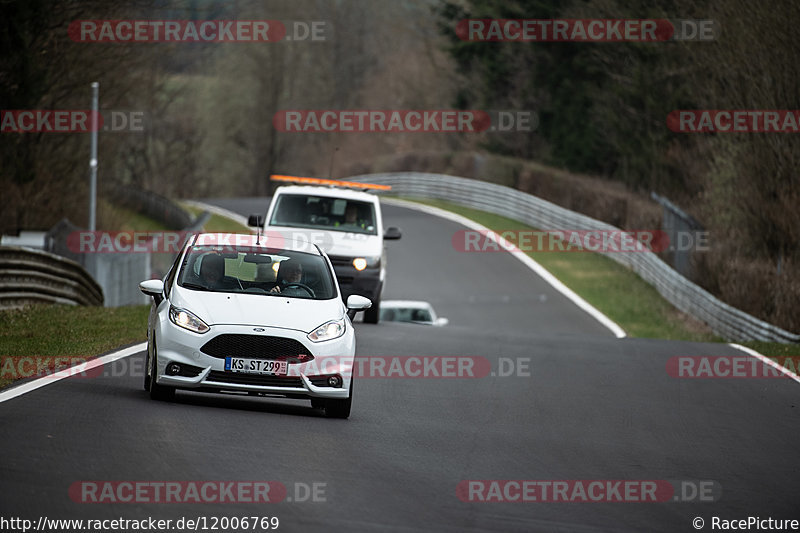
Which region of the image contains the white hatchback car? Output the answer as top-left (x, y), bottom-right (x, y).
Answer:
top-left (138, 233), bottom-right (371, 418)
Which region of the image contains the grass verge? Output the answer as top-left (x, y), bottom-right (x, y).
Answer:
top-left (0, 305), bottom-right (149, 390)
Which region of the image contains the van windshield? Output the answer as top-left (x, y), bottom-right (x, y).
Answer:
top-left (269, 194), bottom-right (377, 235)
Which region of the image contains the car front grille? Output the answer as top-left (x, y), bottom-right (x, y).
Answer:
top-left (328, 256), bottom-right (352, 267)
top-left (206, 371), bottom-right (337, 388)
top-left (200, 334), bottom-right (311, 360)
top-left (207, 371), bottom-right (302, 387)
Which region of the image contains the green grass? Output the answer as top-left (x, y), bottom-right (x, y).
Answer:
top-left (395, 196), bottom-right (720, 342)
top-left (97, 200), bottom-right (170, 232)
top-left (117, 208), bottom-right (170, 232)
top-left (739, 341), bottom-right (800, 358)
top-left (183, 204), bottom-right (250, 233)
top-left (0, 305), bottom-right (149, 389)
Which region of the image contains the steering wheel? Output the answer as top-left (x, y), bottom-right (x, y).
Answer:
top-left (244, 286), bottom-right (267, 294)
top-left (282, 283), bottom-right (315, 297)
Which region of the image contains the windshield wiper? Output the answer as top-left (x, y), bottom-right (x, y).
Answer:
top-left (181, 282), bottom-right (210, 291)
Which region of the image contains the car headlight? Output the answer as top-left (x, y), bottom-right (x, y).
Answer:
top-left (352, 256), bottom-right (380, 271)
top-left (308, 318), bottom-right (346, 342)
top-left (169, 305), bottom-right (210, 334)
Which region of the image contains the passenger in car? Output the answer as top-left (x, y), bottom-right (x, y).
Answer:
top-left (269, 260), bottom-right (305, 296)
top-left (335, 203), bottom-right (365, 229)
top-left (199, 254), bottom-right (225, 288)
top-left (199, 254), bottom-right (238, 290)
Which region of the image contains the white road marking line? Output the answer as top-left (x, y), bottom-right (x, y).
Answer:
top-left (728, 343), bottom-right (800, 384)
top-left (382, 198), bottom-right (626, 338)
top-left (0, 342), bottom-right (147, 403)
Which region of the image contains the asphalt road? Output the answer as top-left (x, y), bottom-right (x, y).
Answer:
top-left (1, 199), bottom-right (797, 532)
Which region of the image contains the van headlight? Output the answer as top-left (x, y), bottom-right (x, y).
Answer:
top-left (308, 318), bottom-right (345, 342)
top-left (169, 306), bottom-right (210, 334)
top-left (352, 256), bottom-right (380, 271)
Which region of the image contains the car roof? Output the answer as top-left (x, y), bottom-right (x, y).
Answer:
top-left (189, 233), bottom-right (324, 255)
top-left (273, 185), bottom-right (380, 203)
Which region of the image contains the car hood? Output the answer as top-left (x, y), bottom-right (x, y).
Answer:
top-left (269, 226), bottom-right (382, 257)
top-left (171, 286), bottom-right (344, 333)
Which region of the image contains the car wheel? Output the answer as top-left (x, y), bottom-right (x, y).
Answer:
top-left (324, 379), bottom-right (353, 419)
top-left (143, 334), bottom-right (152, 391)
top-left (363, 294), bottom-right (380, 324)
top-left (149, 339), bottom-right (175, 402)
top-left (310, 398), bottom-right (325, 409)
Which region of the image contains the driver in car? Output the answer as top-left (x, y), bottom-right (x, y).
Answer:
top-left (199, 253), bottom-right (229, 289)
top-left (269, 260), bottom-right (307, 296)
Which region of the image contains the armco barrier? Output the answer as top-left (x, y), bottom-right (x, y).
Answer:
top-left (108, 185), bottom-right (194, 230)
top-left (349, 172), bottom-right (799, 343)
top-left (0, 246), bottom-right (103, 309)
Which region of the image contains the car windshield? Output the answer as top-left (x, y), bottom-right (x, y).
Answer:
top-left (177, 245), bottom-right (337, 300)
top-left (269, 194), bottom-right (377, 235)
top-left (380, 306), bottom-right (433, 323)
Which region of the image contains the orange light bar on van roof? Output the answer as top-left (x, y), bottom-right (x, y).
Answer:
top-left (270, 174), bottom-right (392, 191)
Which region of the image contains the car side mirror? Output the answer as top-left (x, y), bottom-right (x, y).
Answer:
top-left (248, 214), bottom-right (264, 227)
top-left (346, 294), bottom-right (372, 320)
top-left (384, 227), bottom-right (402, 240)
top-left (139, 279), bottom-right (165, 305)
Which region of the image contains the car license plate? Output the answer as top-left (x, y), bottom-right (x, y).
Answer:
top-left (225, 358), bottom-right (287, 375)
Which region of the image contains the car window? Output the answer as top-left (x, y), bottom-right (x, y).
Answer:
top-left (381, 307), bottom-right (433, 323)
top-left (269, 194), bottom-right (377, 235)
top-left (177, 245), bottom-right (337, 300)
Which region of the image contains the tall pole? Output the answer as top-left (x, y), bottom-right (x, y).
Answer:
top-left (89, 82), bottom-right (99, 231)
top-left (327, 146), bottom-right (339, 179)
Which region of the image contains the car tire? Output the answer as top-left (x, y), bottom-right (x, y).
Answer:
top-left (143, 334), bottom-right (152, 391)
top-left (324, 379), bottom-right (353, 419)
top-left (310, 398), bottom-right (325, 409)
top-left (363, 294), bottom-right (380, 324)
top-left (149, 339), bottom-right (175, 402)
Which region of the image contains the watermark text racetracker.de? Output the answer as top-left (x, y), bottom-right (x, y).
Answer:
top-left (457, 479), bottom-right (721, 503)
top-left (69, 480), bottom-right (326, 504)
top-left (65, 230), bottom-right (341, 254)
top-left (456, 18), bottom-right (718, 42)
top-left (668, 110), bottom-right (800, 133)
top-left (288, 355), bottom-right (531, 379)
top-left (453, 229), bottom-right (710, 253)
top-left (666, 356), bottom-right (800, 378)
top-left (68, 19), bottom-right (328, 42)
top-left (272, 109), bottom-right (536, 133)
top-left (0, 110), bottom-right (145, 133)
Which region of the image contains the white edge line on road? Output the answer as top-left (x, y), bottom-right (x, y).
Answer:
top-left (182, 200), bottom-right (251, 227)
top-left (382, 197), bottom-right (627, 339)
top-left (728, 343), bottom-right (800, 384)
top-left (0, 342), bottom-right (147, 404)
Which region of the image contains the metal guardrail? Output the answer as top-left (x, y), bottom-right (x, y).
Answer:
top-left (108, 185), bottom-right (194, 230)
top-left (350, 172), bottom-right (800, 343)
top-left (42, 195), bottom-right (207, 308)
top-left (0, 246), bottom-right (103, 309)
